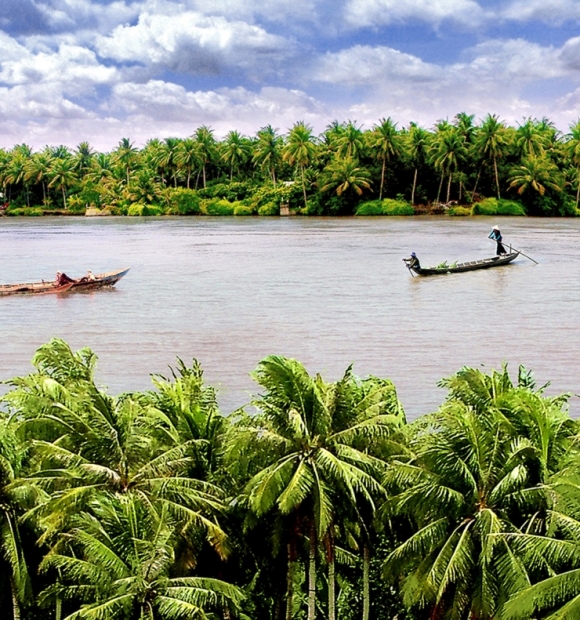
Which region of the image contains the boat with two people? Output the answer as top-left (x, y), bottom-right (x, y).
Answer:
top-left (403, 251), bottom-right (519, 276)
top-left (0, 267), bottom-right (130, 296)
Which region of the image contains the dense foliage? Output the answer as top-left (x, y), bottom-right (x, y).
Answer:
top-left (2, 339), bottom-right (580, 618)
top-left (2, 114), bottom-right (580, 217)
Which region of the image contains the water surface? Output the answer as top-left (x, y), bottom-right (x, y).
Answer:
top-left (1, 216), bottom-right (578, 419)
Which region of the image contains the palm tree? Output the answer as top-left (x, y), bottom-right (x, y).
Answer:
top-left (515, 118), bottom-right (550, 159)
top-left (40, 494), bottom-right (243, 620)
top-left (508, 156), bottom-right (563, 197)
top-left (367, 118), bottom-right (400, 200)
top-left (73, 141), bottom-right (95, 179)
top-left (283, 122), bottom-right (317, 210)
top-left (405, 123), bottom-right (430, 205)
top-left (229, 356), bottom-right (405, 620)
top-left (113, 138), bottom-right (139, 186)
top-left (319, 156), bottom-right (372, 199)
top-left (0, 418), bottom-right (31, 620)
top-left (221, 130), bottom-right (250, 180)
top-left (194, 126), bottom-right (217, 189)
top-left (565, 120), bottom-right (580, 208)
top-left (384, 365), bottom-right (573, 620)
top-left (47, 157), bottom-right (77, 210)
top-left (24, 149), bottom-right (53, 205)
top-left (252, 125), bottom-right (283, 185)
top-left (431, 126), bottom-right (467, 203)
top-left (335, 121), bottom-right (365, 160)
top-left (174, 138), bottom-right (201, 189)
top-left (474, 114), bottom-right (510, 199)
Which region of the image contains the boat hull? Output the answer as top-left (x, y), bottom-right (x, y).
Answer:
top-left (408, 253), bottom-right (519, 276)
top-left (0, 268), bottom-right (130, 297)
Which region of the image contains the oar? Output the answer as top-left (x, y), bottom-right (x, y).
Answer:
top-left (509, 245), bottom-right (538, 264)
top-left (490, 240), bottom-right (538, 265)
top-left (402, 258), bottom-right (416, 277)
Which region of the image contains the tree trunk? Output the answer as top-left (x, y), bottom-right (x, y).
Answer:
top-left (362, 543), bottom-right (370, 620)
top-left (62, 185), bottom-right (67, 210)
top-left (272, 167), bottom-right (277, 186)
top-left (576, 168), bottom-right (580, 209)
top-left (187, 167), bottom-right (191, 190)
top-left (494, 155), bottom-right (501, 199)
top-left (286, 541), bottom-right (295, 620)
top-left (308, 522), bottom-right (316, 620)
top-left (470, 167), bottom-right (482, 203)
top-left (446, 173), bottom-right (452, 204)
top-left (411, 168), bottom-right (418, 205)
top-left (436, 172), bottom-right (444, 204)
top-left (202, 164), bottom-right (207, 189)
top-left (301, 165), bottom-right (308, 210)
top-left (379, 159), bottom-right (386, 200)
top-left (327, 534), bottom-right (335, 620)
top-left (56, 596), bottom-right (62, 620)
top-left (10, 577), bottom-right (20, 620)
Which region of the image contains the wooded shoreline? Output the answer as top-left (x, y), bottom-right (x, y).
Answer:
top-left (2, 113), bottom-right (580, 219)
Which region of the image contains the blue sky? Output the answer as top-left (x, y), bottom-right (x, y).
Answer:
top-left (1, 0), bottom-right (580, 150)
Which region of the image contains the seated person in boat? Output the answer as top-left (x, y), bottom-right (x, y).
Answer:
top-left (488, 225), bottom-right (507, 255)
top-left (404, 252), bottom-right (421, 269)
top-left (55, 271), bottom-right (76, 286)
top-left (78, 270), bottom-right (97, 283)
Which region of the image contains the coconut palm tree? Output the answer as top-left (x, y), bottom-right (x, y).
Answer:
top-left (174, 138), bottom-right (201, 189)
top-left (24, 149), bottom-right (53, 205)
top-left (40, 493), bottom-right (243, 620)
top-left (474, 114), bottom-right (510, 199)
top-left (335, 121), bottom-right (365, 160)
top-left (113, 138), bottom-right (139, 186)
top-left (367, 118), bottom-right (401, 200)
top-left (508, 157), bottom-right (563, 197)
top-left (194, 126), bottom-right (217, 189)
top-left (283, 122), bottom-right (318, 209)
top-left (384, 365), bottom-right (574, 620)
top-left (0, 418), bottom-right (31, 620)
top-left (431, 126), bottom-right (467, 204)
top-left (228, 356), bottom-right (405, 620)
top-left (221, 131), bottom-right (250, 180)
top-left (565, 120), bottom-right (580, 209)
top-left (252, 125), bottom-right (283, 185)
top-left (47, 157), bottom-right (77, 210)
top-left (405, 123), bottom-right (430, 205)
top-left (515, 118), bottom-right (550, 159)
top-left (319, 156), bottom-right (372, 201)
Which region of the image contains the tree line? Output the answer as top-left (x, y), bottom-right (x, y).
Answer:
top-left (1, 338), bottom-right (580, 619)
top-left (2, 114), bottom-right (580, 217)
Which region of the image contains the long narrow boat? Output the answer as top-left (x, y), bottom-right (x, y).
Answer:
top-left (0, 267), bottom-right (130, 297)
top-left (404, 253), bottom-right (519, 276)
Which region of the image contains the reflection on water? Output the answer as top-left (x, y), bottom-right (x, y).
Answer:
top-left (1, 215), bottom-right (579, 420)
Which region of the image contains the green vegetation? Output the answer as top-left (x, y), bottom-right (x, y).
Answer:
top-left (2, 114), bottom-right (580, 217)
top-left (2, 340), bottom-right (580, 619)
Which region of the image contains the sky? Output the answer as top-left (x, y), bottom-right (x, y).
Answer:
top-left (1, 0), bottom-right (580, 151)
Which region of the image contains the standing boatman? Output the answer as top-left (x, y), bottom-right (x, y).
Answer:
top-left (488, 225), bottom-right (507, 255)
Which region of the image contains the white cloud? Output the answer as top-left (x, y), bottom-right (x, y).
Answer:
top-left (500, 0), bottom-right (580, 24)
top-left (36, 0), bottom-right (141, 33)
top-left (95, 10), bottom-right (296, 77)
top-left (344, 0), bottom-right (486, 29)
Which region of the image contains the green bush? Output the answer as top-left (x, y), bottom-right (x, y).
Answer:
top-left (257, 202), bottom-right (279, 216)
top-left (355, 200), bottom-right (384, 216)
top-left (233, 204), bottom-right (254, 216)
top-left (382, 198), bottom-right (414, 215)
top-left (127, 203), bottom-right (162, 216)
top-left (202, 199), bottom-right (235, 216)
top-left (6, 207), bottom-right (43, 216)
top-left (166, 188), bottom-right (201, 215)
top-left (447, 206), bottom-right (472, 216)
top-left (472, 197), bottom-right (525, 216)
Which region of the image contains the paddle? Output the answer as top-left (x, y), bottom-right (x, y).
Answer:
top-left (402, 258), bottom-right (416, 277)
top-left (490, 240), bottom-right (538, 265)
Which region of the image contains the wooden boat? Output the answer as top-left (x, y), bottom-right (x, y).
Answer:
top-left (0, 268), bottom-right (130, 297)
top-left (404, 253), bottom-right (519, 276)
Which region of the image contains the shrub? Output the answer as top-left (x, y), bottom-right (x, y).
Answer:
top-left (257, 202), bottom-right (279, 216)
top-left (234, 204), bottom-right (254, 216)
top-left (472, 197), bottom-right (526, 216)
top-left (447, 206), bottom-right (472, 216)
top-left (382, 198), bottom-right (415, 215)
top-left (355, 200), bottom-right (384, 216)
top-left (127, 203), bottom-right (162, 216)
top-left (6, 207), bottom-right (43, 216)
top-left (166, 188), bottom-right (201, 215)
top-left (202, 199), bottom-right (235, 216)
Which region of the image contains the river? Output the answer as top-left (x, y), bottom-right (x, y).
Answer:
top-left (0, 216), bottom-right (578, 420)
